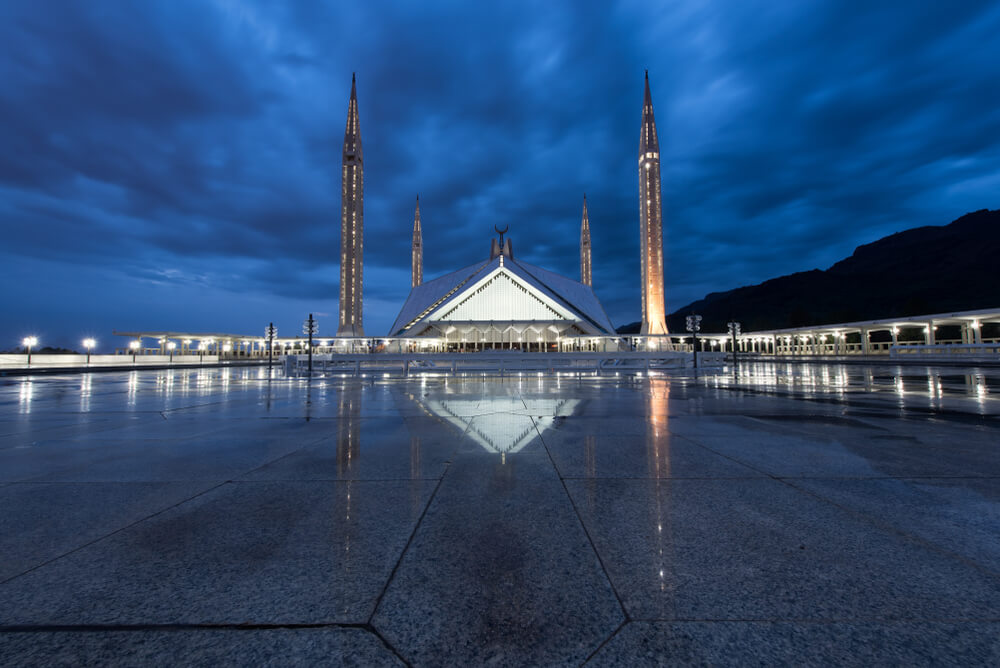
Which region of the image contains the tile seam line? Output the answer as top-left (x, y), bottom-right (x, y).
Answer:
top-left (365, 417), bottom-right (474, 628)
top-left (532, 415), bottom-right (631, 624)
top-left (0, 480), bottom-right (230, 587)
top-left (580, 619), bottom-right (628, 666)
top-left (228, 433), bottom-right (332, 479)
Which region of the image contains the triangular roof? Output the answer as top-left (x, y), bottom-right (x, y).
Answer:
top-left (408, 395), bottom-right (581, 454)
top-left (389, 254), bottom-right (616, 336)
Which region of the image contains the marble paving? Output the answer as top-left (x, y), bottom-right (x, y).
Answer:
top-left (1, 364), bottom-right (998, 666)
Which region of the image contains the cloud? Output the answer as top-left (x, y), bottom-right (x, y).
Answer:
top-left (1, 0), bottom-right (999, 346)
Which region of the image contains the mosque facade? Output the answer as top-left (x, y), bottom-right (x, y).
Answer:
top-left (336, 73), bottom-right (670, 349)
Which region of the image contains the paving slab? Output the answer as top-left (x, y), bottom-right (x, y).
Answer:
top-left (0, 482), bottom-right (214, 581)
top-left (0, 422), bottom-right (327, 483)
top-left (1, 365), bottom-right (998, 665)
top-left (539, 416), bottom-right (762, 479)
top-left (791, 476), bottom-right (1000, 574)
top-left (373, 448), bottom-right (623, 666)
top-left (588, 620), bottom-right (1000, 666)
top-left (565, 477), bottom-right (1000, 621)
top-left (0, 627), bottom-right (402, 667)
top-left (241, 416), bottom-right (461, 481)
top-left (0, 480), bottom-right (435, 625)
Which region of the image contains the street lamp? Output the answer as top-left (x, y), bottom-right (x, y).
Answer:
top-left (265, 323), bottom-right (277, 374)
top-left (167, 341), bottom-right (177, 362)
top-left (82, 338), bottom-right (96, 365)
top-left (685, 315), bottom-right (702, 369)
top-left (23, 336), bottom-right (38, 366)
top-left (129, 339), bottom-right (140, 363)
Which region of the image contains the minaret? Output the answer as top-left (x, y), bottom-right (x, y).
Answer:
top-left (412, 195), bottom-right (423, 288)
top-left (338, 73), bottom-right (364, 337)
top-left (639, 71), bottom-right (669, 336)
top-left (580, 194), bottom-right (592, 286)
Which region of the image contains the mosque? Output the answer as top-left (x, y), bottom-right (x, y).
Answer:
top-left (335, 72), bottom-right (671, 352)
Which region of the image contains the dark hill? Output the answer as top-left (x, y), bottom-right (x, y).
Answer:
top-left (620, 209), bottom-right (999, 334)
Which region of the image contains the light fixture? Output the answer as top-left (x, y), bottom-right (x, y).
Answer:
top-left (23, 336), bottom-right (38, 365)
top-left (83, 338), bottom-right (96, 365)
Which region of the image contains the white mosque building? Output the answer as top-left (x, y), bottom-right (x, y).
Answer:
top-left (332, 71), bottom-right (671, 352)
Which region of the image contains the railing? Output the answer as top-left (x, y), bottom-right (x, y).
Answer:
top-left (283, 351), bottom-right (726, 377)
top-left (890, 344), bottom-right (1000, 360)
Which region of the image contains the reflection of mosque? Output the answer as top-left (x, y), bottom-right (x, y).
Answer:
top-left (406, 394), bottom-right (579, 454)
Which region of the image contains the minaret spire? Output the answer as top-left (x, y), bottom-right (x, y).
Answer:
top-left (580, 194), bottom-right (592, 287)
top-left (338, 72), bottom-right (365, 337)
top-left (639, 71), bottom-right (669, 337)
top-left (412, 195), bottom-right (423, 288)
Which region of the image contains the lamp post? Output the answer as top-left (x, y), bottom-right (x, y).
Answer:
top-left (23, 336), bottom-right (38, 366)
top-left (727, 321), bottom-right (741, 370)
top-left (265, 323), bottom-right (277, 375)
top-left (82, 338), bottom-right (96, 365)
top-left (129, 339), bottom-right (140, 364)
top-left (167, 341), bottom-right (176, 363)
top-left (685, 315), bottom-right (702, 369)
top-left (303, 314), bottom-right (317, 376)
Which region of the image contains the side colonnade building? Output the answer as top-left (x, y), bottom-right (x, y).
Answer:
top-left (692, 307), bottom-right (1000, 359)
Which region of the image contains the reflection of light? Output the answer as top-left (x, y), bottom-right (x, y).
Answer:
top-left (80, 374), bottom-right (92, 412)
top-left (127, 371), bottom-right (138, 406)
top-left (18, 379), bottom-right (33, 413)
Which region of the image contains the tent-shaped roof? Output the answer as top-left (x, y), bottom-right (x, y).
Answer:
top-left (389, 253), bottom-right (616, 336)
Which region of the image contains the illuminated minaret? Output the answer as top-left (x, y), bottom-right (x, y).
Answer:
top-left (580, 194), bottom-right (592, 286)
top-left (412, 195), bottom-right (423, 288)
top-left (639, 71), bottom-right (669, 336)
top-left (338, 73), bottom-right (364, 337)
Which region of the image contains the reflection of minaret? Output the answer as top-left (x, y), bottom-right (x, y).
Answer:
top-left (336, 383), bottom-right (362, 476)
top-left (412, 196), bottom-right (423, 288)
top-left (639, 71), bottom-right (669, 336)
top-left (647, 377), bottom-right (674, 609)
top-left (338, 73), bottom-right (365, 337)
top-left (580, 194), bottom-right (592, 287)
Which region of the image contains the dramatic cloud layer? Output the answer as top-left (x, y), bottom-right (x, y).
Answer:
top-left (2, 0), bottom-right (999, 347)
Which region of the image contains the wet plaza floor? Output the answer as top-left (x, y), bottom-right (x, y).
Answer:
top-left (1, 364), bottom-right (999, 666)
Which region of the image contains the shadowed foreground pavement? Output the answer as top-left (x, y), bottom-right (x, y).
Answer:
top-left (1, 364), bottom-right (998, 666)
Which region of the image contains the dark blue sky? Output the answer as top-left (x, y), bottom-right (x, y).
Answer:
top-left (3, 1), bottom-right (999, 349)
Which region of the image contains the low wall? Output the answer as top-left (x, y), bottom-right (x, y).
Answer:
top-left (284, 351), bottom-right (726, 376)
top-left (0, 354), bottom-right (220, 369)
